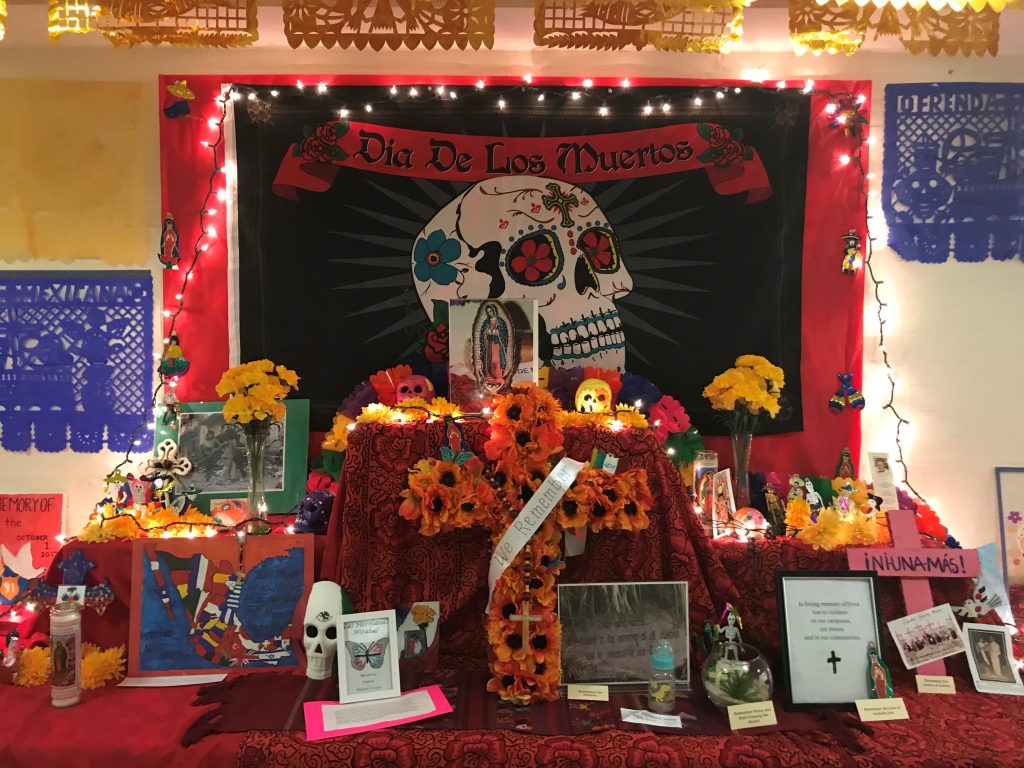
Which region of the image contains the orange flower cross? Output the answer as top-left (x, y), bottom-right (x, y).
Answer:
top-left (399, 384), bottom-right (653, 704)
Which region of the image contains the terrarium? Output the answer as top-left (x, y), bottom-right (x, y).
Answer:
top-left (701, 641), bottom-right (773, 709)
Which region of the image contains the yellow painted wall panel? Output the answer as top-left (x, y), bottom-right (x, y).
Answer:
top-left (0, 80), bottom-right (150, 265)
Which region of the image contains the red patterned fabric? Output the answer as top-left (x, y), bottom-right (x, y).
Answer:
top-left (239, 679), bottom-right (1024, 768)
top-left (323, 422), bottom-right (739, 661)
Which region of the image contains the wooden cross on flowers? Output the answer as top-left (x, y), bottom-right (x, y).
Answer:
top-left (399, 385), bottom-right (654, 704)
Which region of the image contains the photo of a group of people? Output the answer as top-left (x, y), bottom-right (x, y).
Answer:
top-left (887, 603), bottom-right (965, 670)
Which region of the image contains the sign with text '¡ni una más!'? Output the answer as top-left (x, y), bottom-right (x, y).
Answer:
top-left (846, 547), bottom-right (979, 578)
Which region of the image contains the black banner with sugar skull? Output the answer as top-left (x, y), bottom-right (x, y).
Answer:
top-left (233, 83), bottom-right (810, 432)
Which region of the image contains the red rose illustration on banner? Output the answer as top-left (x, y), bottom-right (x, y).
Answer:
top-left (708, 125), bottom-right (730, 148)
top-left (443, 733), bottom-right (509, 767)
top-left (697, 124), bottom-right (754, 168)
top-left (351, 733), bottom-right (416, 767)
top-left (300, 137), bottom-right (332, 163)
top-left (424, 322), bottom-right (449, 363)
top-left (535, 738), bottom-right (599, 768)
top-left (719, 140), bottom-right (746, 166)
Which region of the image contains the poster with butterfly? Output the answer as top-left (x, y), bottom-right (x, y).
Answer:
top-left (339, 609), bottom-right (401, 703)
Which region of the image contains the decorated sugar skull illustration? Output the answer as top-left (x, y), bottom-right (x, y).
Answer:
top-left (395, 375), bottom-right (434, 403)
top-left (411, 177), bottom-right (633, 371)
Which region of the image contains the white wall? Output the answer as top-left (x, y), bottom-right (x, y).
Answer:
top-left (0, 3), bottom-right (1021, 542)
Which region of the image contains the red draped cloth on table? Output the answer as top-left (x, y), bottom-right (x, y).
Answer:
top-left (322, 422), bottom-right (738, 659)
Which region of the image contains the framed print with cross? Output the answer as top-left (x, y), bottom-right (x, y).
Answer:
top-left (776, 571), bottom-right (885, 711)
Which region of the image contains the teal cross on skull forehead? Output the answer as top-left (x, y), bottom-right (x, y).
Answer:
top-left (541, 183), bottom-right (579, 228)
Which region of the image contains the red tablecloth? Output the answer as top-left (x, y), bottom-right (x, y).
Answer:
top-left (324, 422), bottom-right (739, 661)
top-left (0, 541), bottom-right (1019, 768)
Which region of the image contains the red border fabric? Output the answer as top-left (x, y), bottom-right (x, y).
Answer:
top-left (158, 75), bottom-right (866, 477)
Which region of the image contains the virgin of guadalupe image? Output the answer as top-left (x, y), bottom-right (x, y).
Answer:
top-left (473, 301), bottom-right (517, 391)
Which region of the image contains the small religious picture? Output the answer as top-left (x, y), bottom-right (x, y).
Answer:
top-left (339, 609), bottom-right (401, 704)
top-left (397, 602), bottom-right (439, 661)
top-left (712, 469), bottom-right (736, 538)
top-left (887, 603), bottom-right (965, 670)
top-left (963, 623), bottom-right (1024, 696)
top-left (448, 299), bottom-right (538, 412)
top-left (868, 452), bottom-right (899, 511)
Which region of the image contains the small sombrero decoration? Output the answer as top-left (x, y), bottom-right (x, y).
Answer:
top-left (166, 79), bottom-right (195, 100)
top-left (166, 80), bottom-right (194, 100)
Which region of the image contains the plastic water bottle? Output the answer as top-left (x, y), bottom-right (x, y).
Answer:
top-left (647, 640), bottom-right (676, 713)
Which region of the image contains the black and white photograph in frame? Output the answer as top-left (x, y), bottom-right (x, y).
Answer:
top-left (558, 581), bottom-right (689, 691)
top-left (177, 410), bottom-right (286, 493)
top-left (886, 603), bottom-right (965, 670)
top-left (339, 609), bottom-right (402, 704)
top-left (963, 623), bottom-right (1024, 696)
top-left (776, 571), bottom-right (884, 711)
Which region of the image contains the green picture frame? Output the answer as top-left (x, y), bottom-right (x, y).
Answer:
top-left (153, 400), bottom-right (309, 518)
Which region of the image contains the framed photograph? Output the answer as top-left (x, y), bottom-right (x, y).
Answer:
top-left (963, 623), bottom-right (1024, 696)
top-left (339, 609), bottom-right (401, 704)
top-left (887, 603), bottom-right (965, 670)
top-left (995, 467), bottom-right (1024, 586)
top-left (777, 571), bottom-right (884, 710)
top-left (558, 581), bottom-right (690, 692)
top-left (153, 400), bottom-right (309, 517)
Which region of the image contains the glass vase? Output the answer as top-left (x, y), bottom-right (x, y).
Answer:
top-left (244, 424), bottom-right (272, 534)
top-left (730, 432), bottom-right (752, 510)
top-left (701, 642), bottom-right (773, 710)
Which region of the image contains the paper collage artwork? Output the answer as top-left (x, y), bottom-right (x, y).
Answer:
top-left (129, 535), bottom-right (313, 676)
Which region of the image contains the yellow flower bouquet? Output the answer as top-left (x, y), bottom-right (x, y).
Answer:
top-left (702, 355), bottom-right (785, 434)
top-left (703, 355), bottom-right (784, 511)
top-left (215, 360), bottom-right (300, 531)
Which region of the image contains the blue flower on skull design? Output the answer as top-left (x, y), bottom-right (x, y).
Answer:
top-left (413, 230), bottom-right (461, 286)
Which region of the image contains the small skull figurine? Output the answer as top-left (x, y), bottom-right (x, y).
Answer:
top-left (303, 581), bottom-right (342, 680)
top-left (395, 375), bottom-right (435, 403)
top-left (575, 378), bottom-right (612, 413)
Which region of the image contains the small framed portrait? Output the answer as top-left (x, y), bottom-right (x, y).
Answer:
top-left (963, 623), bottom-right (1024, 696)
top-left (339, 610), bottom-right (401, 704)
top-left (153, 400), bottom-right (309, 518)
top-left (776, 571), bottom-right (885, 710)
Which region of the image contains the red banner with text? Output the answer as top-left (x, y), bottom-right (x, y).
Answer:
top-left (272, 120), bottom-right (772, 202)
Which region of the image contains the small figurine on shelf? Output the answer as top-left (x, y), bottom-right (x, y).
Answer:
top-left (763, 484), bottom-right (786, 537)
top-left (867, 641), bottom-right (894, 699)
top-left (804, 480), bottom-right (824, 522)
top-left (787, 475), bottom-right (805, 503)
top-left (718, 602), bottom-right (743, 659)
top-left (158, 212), bottom-right (180, 269)
top-left (841, 230), bottom-right (862, 275)
top-left (836, 447), bottom-right (855, 479)
top-left (158, 333), bottom-right (191, 377)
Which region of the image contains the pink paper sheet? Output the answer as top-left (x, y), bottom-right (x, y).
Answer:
top-left (303, 685), bottom-right (452, 741)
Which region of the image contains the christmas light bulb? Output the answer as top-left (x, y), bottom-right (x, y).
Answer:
top-left (802, 79), bottom-right (815, 93)
top-left (537, 93), bottom-right (545, 102)
top-left (643, 104), bottom-right (653, 115)
top-left (621, 78), bottom-right (631, 88)
top-left (582, 78), bottom-right (593, 88)
top-left (662, 103), bottom-right (671, 113)
top-left (317, 83), bottom-right (328, 94)
top-left (200, 140), bottom-right (210, 147)
top-left (247, 92), bottom-right (256, 101)
top-left (667, 447), bottom-right (677, 456)
top-left (523, 74), bottom-right (533, 84)
top-left (207, 118), bottom-right (219, 129)
top-left (409, 87), bottom-right (418, 97)
top-left (839, 154), bottom-right (851, 166)
top-left (694, 97), bottom-right (702, 107)
top-left (570, 91), bottom-right (581, 101)
top-left (390, 85), bottom-right (398, 95)
top-left (296, 80), bottom-right (305, 90)
top-left (285, 525), bottom-right (295, 534)
top-left (475, 80), bottom-right (485, 90)
top-left (716, 91), bottom-right (725, 100)
top-left (856, 94), bottom-right (867, 105)
top-left (824, 102), bottom-right (838, 115)
top-left (449, 90), bottom-right (458, 99)
top-left (162, 310), bottom-right (171, 318)
top-left (207, 225), bottom-right (218, 238)
top-left (338, 108), bottom-right (350, 117)
top-left (776, 80), bottom-right (787, 89)
top-left (498, 98), bottom-right (506, 110)
top-left (270, 90), bottom-right (279, 98)
top-left (365, 104), bottom-right (373, 112)
top-left (216, 189), bottom-right (228, 201)
top-left (598, 106), bottom-right (609, 116)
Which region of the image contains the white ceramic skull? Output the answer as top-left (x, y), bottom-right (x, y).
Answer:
top-left (411, 176), bottom-right (633, 370)
top-left (303, 581), bottom-right (342, 680)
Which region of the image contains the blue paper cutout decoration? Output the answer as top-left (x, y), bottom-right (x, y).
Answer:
top-left (0, 271), bottom-right (153, 453)
top-left (883, 83), bottom-right (1023, 263)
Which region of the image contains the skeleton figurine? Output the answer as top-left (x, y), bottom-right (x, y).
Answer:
top-left (303, 581), bottom-right (342, 680)
top-left (804, 480), bottom-right (824, 521)
top-left (718, 603), bottom-right (744, 661)
top-left (411, 177), bottom-right (633, 371)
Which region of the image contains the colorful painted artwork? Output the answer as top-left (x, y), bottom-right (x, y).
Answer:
top-left (0, 494), bottom-right (64, 606)
top-left (129, 534), bottom-right (313, 676)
